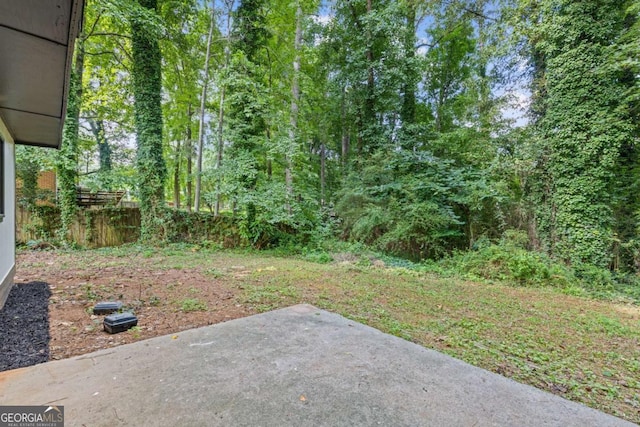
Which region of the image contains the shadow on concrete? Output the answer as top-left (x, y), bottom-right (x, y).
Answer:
top-left (0, 282), bottom-right (51, 371)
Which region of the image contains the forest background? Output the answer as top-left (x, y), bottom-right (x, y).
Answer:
top-left (17, 0), bottom-right (640, 296)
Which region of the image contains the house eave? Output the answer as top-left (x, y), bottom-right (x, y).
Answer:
top-left (0, 0), bottom-right (85, 149)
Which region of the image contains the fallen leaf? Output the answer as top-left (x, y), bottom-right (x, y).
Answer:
top-left (299, 395), bottom-right (306, 402)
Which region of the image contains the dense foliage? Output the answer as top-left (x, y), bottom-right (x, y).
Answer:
top-left (522, 0), bottom-right (637, 269)
top-left (25, 0), bottom-right (639, 278)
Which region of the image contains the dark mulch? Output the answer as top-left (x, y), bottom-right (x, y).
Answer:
top-left (0, 282), bottom-right (51, 372)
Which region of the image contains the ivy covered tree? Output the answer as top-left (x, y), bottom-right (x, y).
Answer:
top-left (56, 37), bottom-right (85, 242)
top-left (131, 0), bottom-right (167, 241)
top-left (523, 0), bottom-right (636, 268)
top-left (224, 0), bottom-right (271, 242)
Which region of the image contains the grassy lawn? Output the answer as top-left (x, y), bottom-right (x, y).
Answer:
top-left (19, 245), bottom-right (640, 423)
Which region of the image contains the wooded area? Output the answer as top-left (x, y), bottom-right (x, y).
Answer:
top-left (16, 0), bottom-right (639, 281)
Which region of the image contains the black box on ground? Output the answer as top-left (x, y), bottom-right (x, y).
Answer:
top-left (104, 312), bottom-right (138, 334)
top-left (93, 301), bottom-right (123, 315)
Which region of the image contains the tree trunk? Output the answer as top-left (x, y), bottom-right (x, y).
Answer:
top-left (320, 142), bottom-right (326, 207)
top-left (286, 1), bottom-right (302, 206)
top-left (214, 83), bottom-right (225, 216)
top-left (96, 122), bottom-right (112, 173)
top-left (88, 119), bottom-right (113, 190)
top-left (131, 0), bottom-right (167, 241)
top-left (215, 3), bottom-right (233, 217)
top-left (364, 0), bottom-right (375, 127)
top-left (88, 119), bottom-right (112, 174)
top-left (266, 128), bottom-right (272, 179)
top-left (195, 0), bottom-right (216, 212)
top-left (186, 104), bottom-right (193, 212)
top-left (401, 1), bottom-right (417, 125)
top-left (57, 36), bottom-right (84, 241)
top-left (341, 86), bottom-right (349, 167)
top-left (173, 138), bottom-right (181, 209)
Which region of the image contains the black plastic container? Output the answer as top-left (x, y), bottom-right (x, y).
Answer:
top-left (103, 312), bottom-right (138, 334)
top-left (93, 301), bottom-right (123, 315)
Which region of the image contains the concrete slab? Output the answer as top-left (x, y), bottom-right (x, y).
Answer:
top-left (0, 304), bottom-right (634, 427)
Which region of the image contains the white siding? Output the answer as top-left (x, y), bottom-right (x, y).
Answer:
top-left (0, 116), bottom-right (16, 308)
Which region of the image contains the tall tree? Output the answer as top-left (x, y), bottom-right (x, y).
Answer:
top-left (286, 1), bottom-right (303, 204)
top-left (56, 36), bottom-right (85, 241)
top-left (525, 0), bottom-right (634, 268)
top-left (214, 0), bottom-right (235, 216)
top-left (131, 0), bottom-right (166, 240)
top-left (194, 1), bottom-right (216, 212)
top-left (225, 0), bottom-right (270, 240)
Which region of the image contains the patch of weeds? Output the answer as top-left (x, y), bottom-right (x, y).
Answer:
top-left (128, 326), bottom-right (142, 339)
top-left (242, 284), bottom-right (300, 306)
top-left (201, 240), bottom-right (223, 250)
top-left (188, 287), bottom-right (200, 295)
top-left (84, 284), bottom-right (98, 301)
top-left (378, 255), bottom-right (420, 269)
top-left (303, 251), bottom-right (333, 264)
top-left (148, 295), bottom-right (162, 307)
top-left (204, 268), bottom-right (224, 278)
top-left (356, 256), bottom-right (373, 267)
top-left (164, 263), bottom-right (184, 270)
top-left (378, 316), bottom-right (414, 340)
top-left (179, 298), bottom-right (208, 312)
top-left (584, 315), bottom-right (632, 337)
top-left (254, 303), bottom-right (279, 313)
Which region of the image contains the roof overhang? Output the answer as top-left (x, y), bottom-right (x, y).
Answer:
top-left (0, 0), bottom-right (85, 149)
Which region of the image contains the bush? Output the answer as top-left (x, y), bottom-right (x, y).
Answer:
top-left (438, 231), bottom-right (577, 289)
top-left (432, 230), bottom-right (640, 303)
top-left (237, 182), bottom-right (323, 250)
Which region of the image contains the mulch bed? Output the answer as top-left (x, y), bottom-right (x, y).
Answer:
top-left (0, 282), bottom-right (51, 372)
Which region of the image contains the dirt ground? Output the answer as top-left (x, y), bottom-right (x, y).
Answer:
top-left (14, 250), bottom-right (255, 361)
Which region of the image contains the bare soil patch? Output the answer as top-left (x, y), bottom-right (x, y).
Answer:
top-left (14, 250), bottom-right (253, 360)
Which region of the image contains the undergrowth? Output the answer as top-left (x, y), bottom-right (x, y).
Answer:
top-left (282, 232), bottom-right (640, 305)
top-left (426, 232), bottom-right (640, 304)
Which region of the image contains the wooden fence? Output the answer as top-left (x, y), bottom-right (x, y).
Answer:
top-left (16, 206), bottom-right (242, 249)
top-left (17, 206), bottom-right (140, 248)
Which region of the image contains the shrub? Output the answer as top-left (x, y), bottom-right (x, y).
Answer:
top-left (439, 231), bottom-right (577, 289)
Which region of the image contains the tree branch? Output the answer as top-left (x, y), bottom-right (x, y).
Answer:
top-left (462, 7), bottom-right (497, 22)
top-left (83, 10), bottom-right (103, 39)
top-left (91, 32), bottom-right (133, 39)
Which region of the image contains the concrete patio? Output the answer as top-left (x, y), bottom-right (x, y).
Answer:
top-left (0, 304), bottom-right (634, 426)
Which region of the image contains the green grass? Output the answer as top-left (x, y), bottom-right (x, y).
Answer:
top-left (178, 298), bottom-right (208, 312)
top-left (18, 244), bottom-right (640, 423)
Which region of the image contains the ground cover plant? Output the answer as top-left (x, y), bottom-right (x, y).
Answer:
top-left (14, 244), bottom-right (640, 424)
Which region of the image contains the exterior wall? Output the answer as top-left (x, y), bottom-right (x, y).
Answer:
top-left (0, 116), bottom-right (16, 308)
